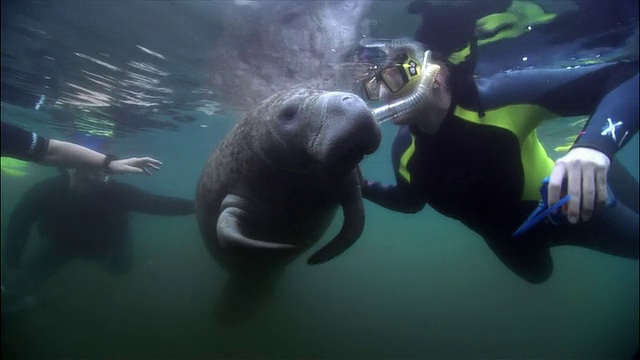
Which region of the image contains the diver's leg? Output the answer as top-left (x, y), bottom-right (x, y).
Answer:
top-left (467, 220), bottom-right (554, 284)
top-left (2, 245), bottom-right (68, 313)
top-left (485, 235), bottom-right (553, 284)
top-left (542, 202), bottom-right (639, 259)
top-left (21, 244), bottom-right (69, 295)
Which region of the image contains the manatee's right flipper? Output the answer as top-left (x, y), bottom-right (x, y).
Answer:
top-left (307, 170), bottom-right (365, 264)
top-left (217, 194), bottom-right (297, 250)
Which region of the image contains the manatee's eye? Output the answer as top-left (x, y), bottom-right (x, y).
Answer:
top-left (277, 97), bottom-right (303, 122)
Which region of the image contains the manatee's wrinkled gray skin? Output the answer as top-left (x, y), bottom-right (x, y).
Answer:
top-left (196, 87), bottom-right (380, 324)
top-left (196, 88), bottom-right (381, 277)
top-left (208, 0), bottom-right (372, 110)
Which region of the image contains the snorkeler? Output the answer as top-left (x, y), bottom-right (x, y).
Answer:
top-left (357, 36), bottom-right (638, 283)
top-left (1, 143), bottom-right (195, 313)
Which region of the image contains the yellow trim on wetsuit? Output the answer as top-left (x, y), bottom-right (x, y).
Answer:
top-left (399, 134), bottom-right (417, 184)
top-left (453, 105), bottom-right (557, 201)
top-left (448, 1), bottom-right (557, 65)
top-left (476, 1), bottom-right (556, 45)
top-left (520, 130), bottom-right (555, 201)
top-left (1, 157), bottom-right (28, 177)
top-left (448, 45), bottom-right (471, 65)
top-left (553, 117), bottom-right (588, 152)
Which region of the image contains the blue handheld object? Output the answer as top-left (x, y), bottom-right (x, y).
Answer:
top-left (512, 176), bottom-right (617, 238)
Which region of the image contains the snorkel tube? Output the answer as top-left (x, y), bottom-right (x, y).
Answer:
top-left (359, 38), bottom-right (442, 125)
top-left (372, 50), bottom-right (441, 125)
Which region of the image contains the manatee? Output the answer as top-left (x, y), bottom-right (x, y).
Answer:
top-left (195, 87), bottom-right (380, 322)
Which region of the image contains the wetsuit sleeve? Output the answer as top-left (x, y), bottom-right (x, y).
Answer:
top-left (362, 180), bottom-right (425, 213)
top-left (477, 61), bottom-right (638, 118)
top-left (571, 73), bottom-right (639, 159)
top-left (5, 181), bottom-right (51, 269)
top-left (361, 126), bottom-right (426, 213)
top-left (1, 121), bottom-right (50, 162)
top-left (114, 182), bottom-right (195, 215)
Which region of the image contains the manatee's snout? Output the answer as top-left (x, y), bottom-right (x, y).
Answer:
top-left (311, 92), bottom-right (381, 166)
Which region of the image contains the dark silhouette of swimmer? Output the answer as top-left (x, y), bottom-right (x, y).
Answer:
top-left (2, 167), bottom-right (194, 312)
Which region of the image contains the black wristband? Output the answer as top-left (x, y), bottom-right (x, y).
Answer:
top-left (102, 154), bottom-right (119, 173)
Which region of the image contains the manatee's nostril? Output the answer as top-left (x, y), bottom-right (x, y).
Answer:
top-left (342, 96), bottom-right (353, 102)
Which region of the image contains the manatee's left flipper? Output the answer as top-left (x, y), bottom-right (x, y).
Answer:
top-left (218, 194), bottom-right (297, 251)
top-left (307, 170), bottom-right (365, 264)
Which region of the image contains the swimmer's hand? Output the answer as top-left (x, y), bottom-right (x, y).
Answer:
top-left (547, 147), bottom-right (610, 224)
top-left (109, 157), bottom-right (163, 175)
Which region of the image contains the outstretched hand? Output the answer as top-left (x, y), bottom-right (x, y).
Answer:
top-left (109, 157), bottom-right (163, 175)
top-left (548, 147), bottom-right (610, 224)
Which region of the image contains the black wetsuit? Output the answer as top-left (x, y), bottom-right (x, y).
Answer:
top-left (363, 62), bottom-right (639, 283)
top-left (1, 121), bottom-right (49, 162)
top-left (4, 175), bottom-right (195, 292)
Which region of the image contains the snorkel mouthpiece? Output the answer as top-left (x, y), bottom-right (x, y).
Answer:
top-left (371, 50), bottom-right (441, 125)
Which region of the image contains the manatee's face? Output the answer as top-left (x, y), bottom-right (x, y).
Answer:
top-left (261, 88), bottom-right (381, 173)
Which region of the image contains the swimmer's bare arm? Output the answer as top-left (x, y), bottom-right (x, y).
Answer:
top-left (40, 139), bottom-right (162, 175)
top-left (4, 180), bottom-right (50, 277)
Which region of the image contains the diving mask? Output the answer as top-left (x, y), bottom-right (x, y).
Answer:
top-left (363, 53), bottom-right (422, 101)
top-left (356, 38), bottom-right (445, 125)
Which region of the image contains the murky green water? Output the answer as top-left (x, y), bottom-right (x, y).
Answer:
top-left (2, 112), bottom-right (638, 359)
